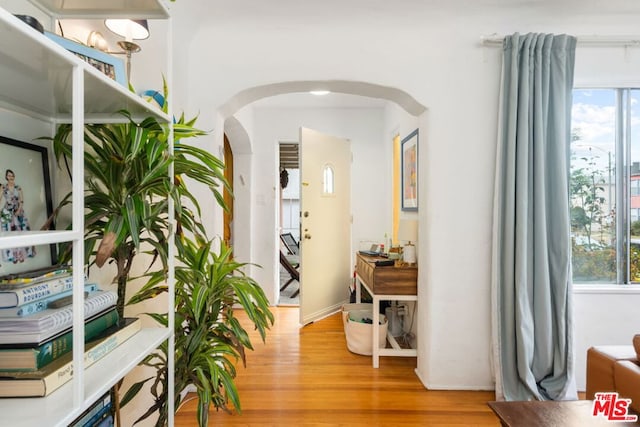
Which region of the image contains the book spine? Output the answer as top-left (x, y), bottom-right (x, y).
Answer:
top-left (0, 276), bottom-right (74, 308)
top-left (0, 284), bottom-right (99, 318)
top-left (0, 309), bottom-right (119, 371)
top-left (39, 290), bottom-right (118, 332)
top-left (18, 283), bottom-right (98, 316)
top-left (83, 291), bottom-right (118, 316)
top-left (0, 266), bottom-right (71, 287)
top-left (72, 403), bottom-right (107, 427)
top-left (94, 413), bottom-right (113, 427)
top-left (83, 320), bottom-right (140, 365)
top-left (85, 402), bottom-right (112, 427)
top-left (34, 309), bottom-right (119, 369)
top-left (0, 291), bottom-right (118, 344)
top-left (69, 392), bottom-right (111, 427)
top-left (41, 319), bottom-right (141, 396)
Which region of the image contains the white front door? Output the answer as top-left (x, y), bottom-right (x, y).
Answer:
top-left (299, 127), bottom-right (351, 325)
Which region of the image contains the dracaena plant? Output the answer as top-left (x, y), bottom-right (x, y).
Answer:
top-left (123, 237), bottom-right (273, 426)
top-left (49, 109), bottom-right (224, 319)
top-left (47, 101), bottom-right (273, 426)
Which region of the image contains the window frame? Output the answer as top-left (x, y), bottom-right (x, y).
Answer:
top-left (570, 86), bottom-right (640, 288)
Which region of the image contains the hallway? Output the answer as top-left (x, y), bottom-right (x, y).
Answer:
top-left (175, 307), bottom-right (498, 426)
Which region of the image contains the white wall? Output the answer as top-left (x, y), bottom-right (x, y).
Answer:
top-left (164, 1), bottom-right (640, 393)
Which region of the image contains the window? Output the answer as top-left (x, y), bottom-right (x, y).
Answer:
top-left (632, 179), bottom-right (640, 197)
top-left (570, 88), bottom-right (640, 284)
top-left (322, 165), bottom-right (334, 195)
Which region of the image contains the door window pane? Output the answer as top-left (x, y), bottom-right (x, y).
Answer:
top-left (323, 165), bottom-right (334, 195)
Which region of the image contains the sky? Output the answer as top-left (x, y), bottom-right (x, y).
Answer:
top-left (571, 89), bottom-right (640, 172)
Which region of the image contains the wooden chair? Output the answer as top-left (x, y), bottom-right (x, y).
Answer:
top-left (280, 232), bottom-right (299, 256)
top-left (279, 250), bottom-right (300, 298)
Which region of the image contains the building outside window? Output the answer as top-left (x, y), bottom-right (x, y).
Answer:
top-left (570, 88), bottom-right (640, 284)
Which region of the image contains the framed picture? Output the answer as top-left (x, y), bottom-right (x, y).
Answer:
top-left (44, 31), bottom-right (126, 87)
top-left (0, 136), bottom-right (56, 275)
top-left (401, 129), bottom-right (419, 211)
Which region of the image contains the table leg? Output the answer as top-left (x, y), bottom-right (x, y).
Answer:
top-left (372, 295), bottom-right (380, 368)
top-left (355, 276), bottom-right (361, 303)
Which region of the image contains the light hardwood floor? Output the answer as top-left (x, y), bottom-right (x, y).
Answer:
top-left (175, 306), bottom-right (500, 426)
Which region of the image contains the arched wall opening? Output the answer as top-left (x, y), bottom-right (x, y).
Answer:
top-left (220, 80), bottom-right (427, 311)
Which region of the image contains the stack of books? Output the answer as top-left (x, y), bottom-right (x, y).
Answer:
top-left (0, 265), bottom-right (141, 398)
top-left (69, 390), bottom-right (113, 426)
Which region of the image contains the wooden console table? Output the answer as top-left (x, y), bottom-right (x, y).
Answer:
top-left (354, 252), bottom-right (418, 368)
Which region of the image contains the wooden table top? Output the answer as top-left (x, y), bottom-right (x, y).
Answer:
top-left (355, 252), bottom-right (417, 295)
top-left (488, 400), bottom-right (640, 427)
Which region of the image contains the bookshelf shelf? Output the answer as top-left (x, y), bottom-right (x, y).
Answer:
top-left (0, 230), bottom-right (82, 250)
top-left (0, 327), bottom-right (170, 427)
top-left (26, 0), bottom-right (170, 19)
top-left (0, 1), bottom-right (173, 425)
top-left (0, 9), bottom-right (170, 124)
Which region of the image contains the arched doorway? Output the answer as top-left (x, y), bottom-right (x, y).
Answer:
top-left (221, 80), bottom-right (427, 308)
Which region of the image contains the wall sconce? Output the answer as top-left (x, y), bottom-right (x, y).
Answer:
top-left (104, 19), bottom-right (150, 81)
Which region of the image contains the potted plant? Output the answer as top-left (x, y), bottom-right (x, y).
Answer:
top-left (49, 109), bottom-right (220, 319)
top-left (124, 237), bottom-right (273, 426)
top-left (48, 101), bottom-right (273, 426)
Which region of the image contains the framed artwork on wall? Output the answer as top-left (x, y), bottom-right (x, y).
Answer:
top-left (401, 129), bottom-right (418, 211)
top-left (0, 136), bottom-right (55, 275)
top-left (44, 31), bottom-right (127, 87)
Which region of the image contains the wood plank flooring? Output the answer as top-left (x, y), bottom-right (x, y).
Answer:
top-left (175, 307), bottom-right (499, 426)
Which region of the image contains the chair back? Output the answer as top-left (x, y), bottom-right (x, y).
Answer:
top-left (280, 232), bottom-right (299, 255)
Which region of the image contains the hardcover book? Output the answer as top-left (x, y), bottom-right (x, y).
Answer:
top-left (0, 275), bottom-right (74, 308)
top-left (0, 283), bottom-right (98, 317)
top-left (0, 308), bottom-right (118, 371)
top-left (0, 264), bottom-right (71, 288)
top-left (0, 290), bottom-right (117, 344)
top-left (68, 390), bottom-right (111, 427)
top-left (95, 413), bottom-right (114, 427)
top-left (0, 317), bottom-right (141, 397)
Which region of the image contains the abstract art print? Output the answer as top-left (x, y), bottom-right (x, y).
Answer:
top-left (401, 129), bottom-right (418, 211)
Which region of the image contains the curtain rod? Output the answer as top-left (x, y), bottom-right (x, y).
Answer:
top-left (481, 34), bottom-right (640, 47)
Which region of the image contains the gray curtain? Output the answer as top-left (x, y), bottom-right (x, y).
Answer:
top-left (491, 33), bottom-right (577, 401)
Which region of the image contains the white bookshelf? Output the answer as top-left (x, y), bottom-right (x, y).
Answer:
top-left (0, 2), bottom-right (174, 426)
top-left (0, 328), bottom-right (170, 426)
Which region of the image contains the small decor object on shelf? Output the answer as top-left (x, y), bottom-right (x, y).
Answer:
top-left (141, 89), bottom-right (166, 109)
top-left (43, 31), bottom-right (126, 87)
top-left (398, 219), bottom-right (418, 265)
top-left (13, 15), bottom-right (43, 33)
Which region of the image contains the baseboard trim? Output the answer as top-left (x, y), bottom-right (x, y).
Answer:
top-left (414, 369), bottom-right (495, 391)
